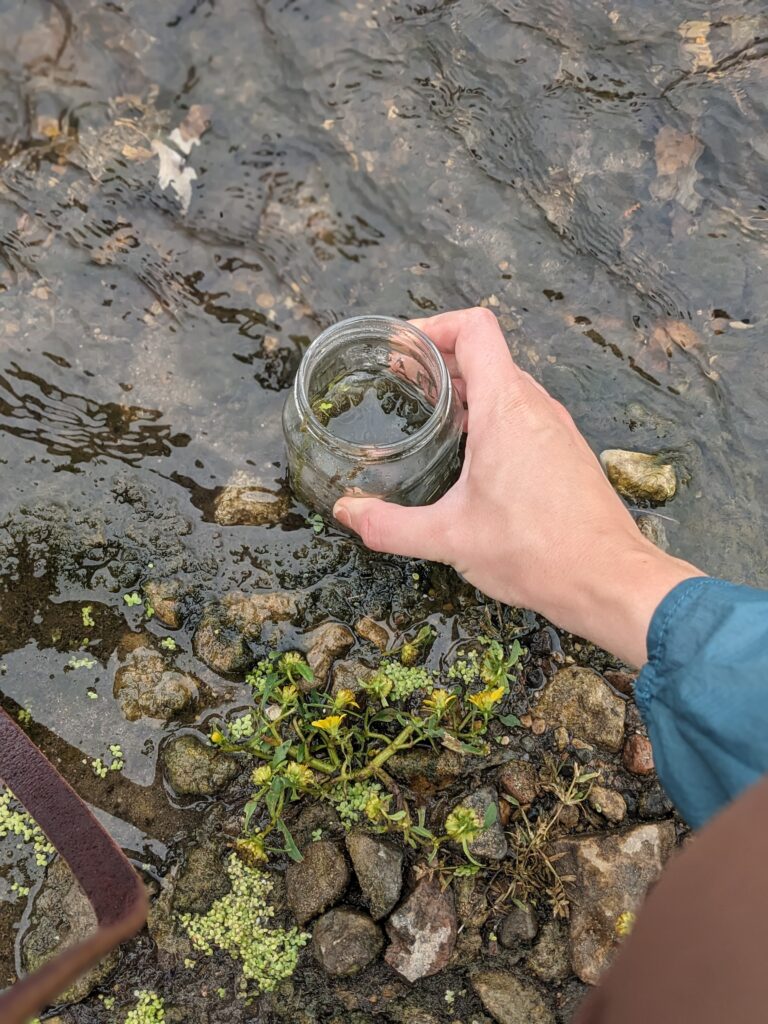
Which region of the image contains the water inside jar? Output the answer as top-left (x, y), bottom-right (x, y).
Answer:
top-left (311, 368), bottom-right (433, 445)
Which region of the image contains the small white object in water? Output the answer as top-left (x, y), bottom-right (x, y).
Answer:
top-left (151, 139), bottom-right (197, 214)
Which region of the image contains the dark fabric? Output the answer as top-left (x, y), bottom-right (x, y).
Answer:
top-left (575, 774), bottom-right (768, 1024)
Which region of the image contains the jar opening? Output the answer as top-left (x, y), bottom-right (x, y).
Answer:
top-left (295, 316), bottom-right (452, 460)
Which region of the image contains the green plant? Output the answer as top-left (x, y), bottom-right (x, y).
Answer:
top-left (123, 990), bottom-right (165, 1024)
top-left (306, 512), bottom-right (325, 534)
top-left (123, 592), bottom-right (142, 607)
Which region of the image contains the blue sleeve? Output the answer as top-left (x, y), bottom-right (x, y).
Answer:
top-left (635, 577), bottom-right (768, 829)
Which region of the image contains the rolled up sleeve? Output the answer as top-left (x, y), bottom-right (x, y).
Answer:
top-left (635, 577), bottom-right (768, 829)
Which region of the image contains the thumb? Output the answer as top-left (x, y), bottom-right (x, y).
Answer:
top-left (333, 496), bottom-right (451, 562)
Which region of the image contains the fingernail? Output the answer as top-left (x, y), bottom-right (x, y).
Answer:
top-left (333, 502), bottom-right (351, 528)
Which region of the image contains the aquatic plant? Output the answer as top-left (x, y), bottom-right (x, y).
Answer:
top-left (123, 990), bottom-right (165, 1024)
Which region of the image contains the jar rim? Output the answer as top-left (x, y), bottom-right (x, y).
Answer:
top-left (294, 315), bottom-right (453, 460)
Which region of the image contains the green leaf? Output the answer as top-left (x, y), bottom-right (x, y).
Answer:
top-left (483, 802), bottom-right (498, 829)
top-left (498, 714), bottom-right (522, 728)
top-left (277, 819), bottom-right (303, 862)
top-left (265, 777), bottom-right (286, 817)
top-left (506, 639), bottom-right (523, 667)
top-left (294, 662), bottom-right (315, 683)
top-left (410, 826), bottom-right (433, 839)
top-left (123, 592), bottom-right (142, 607)
top-left (389, 810), bottom-right (407, 821)
top-left (243, 798), bottom-right (261, 830)
top-left (271, 742), bottom-right (292, 768)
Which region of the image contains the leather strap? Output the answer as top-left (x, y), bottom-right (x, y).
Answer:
top-left (0, 707), bottom-right (147, 1022)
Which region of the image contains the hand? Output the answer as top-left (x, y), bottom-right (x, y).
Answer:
top-left (333, 308), bottom-right (704, 667)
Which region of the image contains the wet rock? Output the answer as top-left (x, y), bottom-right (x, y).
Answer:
top-left (22, 857), bottom-right (119, 1003)
top-left (355, 615), bottom-right (389, 651)
top-left (587, 785), bottom-right (627, 824)
top-left (331, 658), bottom-right (376, 698)
top-left (143, 578), bottom-right (185, 629)
top-left (603, 670), bottom-right (636, 698)
top-left (471, 970), bottom-right (555, 1024)
top-left (454, 874), bottom-right (490, 929)
top-left (623, 734), bottom-right (655, 775)
top-left (599, 449), bottom-right (676, 503)
top-left (554, 822), bottom-right (676, 983)
top-left (498, 759), bottom-right (539, 805)
top-left (532, 667), bottom-right (625, 752)
top-left (526, 920), bottom-right (571, 982)
top-left (172, 842), bottom-right (231, 915)
top-left (114, 646), bottom-right (197, 721)
top-left (193, 590), bottom-right (298, 675)
top-left (214, 474), bottom-right (290, 526)
top-left (291, 802), bottom-right (342, 848)
top-left (451, 788), bottom-right (508, 861)
top-left (388, 747), bottom-right (464, 793)
top-left (222, 590), bottom-right (298, 636)
top-left (304, 622), bottom-right (355, 688)
top-left (312, 907), bottom-right (384, 976)
top-left (636, 513), bottom-right (669, 551)
top-left (498, 904), bottom-right (538, 947)
top-left (346, 832), bottom-right (403, 920)
top-left (385, 877), bottom-right (457, 981)
top-left (285, 841), bottom-right (350, 925)
top-left (163, 735), bottom-right (240, 796)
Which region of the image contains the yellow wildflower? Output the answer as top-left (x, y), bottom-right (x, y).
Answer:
top-left (210, 729), bottom-right (224, 745)
top-left (468, 686), bottom-right (505, 713)
top-left (445, 806), bottom-right (483, 843)
top-left (311, 714), bottom-right (346, 738)
top-left (284, 762), bottom-right (315, 789)
top-left (252, 765), bottom-right (273, 786)
top-left (234, 835), bottom-right (269, 866)
top-left (332, 688), bottom-right (359, 711)
top-left (423, 689), bottom-right (457, 715)
top-left (278, 683), bottom-right (300, 705)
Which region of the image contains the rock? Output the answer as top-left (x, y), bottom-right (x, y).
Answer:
top-left (599, 449), bottom-right (676, 503)
top-left (638, 784), bottom-right (674, 820)
top-left (214, 475), bottom-right (290, 526)
top-left (558, 803), bottom-right (580, 830)
top-left (623, 734), bottom-right (655, 775)
top-left (603, 670), bottom-right (636, 697)
top-left (471, 970), bottom-right (555, 1024)
top-left (498, 760), bottom-right (539, 805)
top-left (143, 578), bottom-right (185, 629)
top-left (22, 857), bottom-right (119, 1002)
top-left (385, 877), bottom-right (457, 981)
top-left (587, 785), bottom-right (627, 824)
top-left (285, 841), bottom-right (350, 925)
top-left (163, 735), bottom-right (240, 796)
top-left (331, 658), bottom-right (376, 698)
top-left (451, 788), bottom-right (508, 861)
top-left (193, 590), bottom-right (298, 675)
top-left (554, 822), bottom-right (676, 983)
top-left (532, 667), bottom-right (625, 753)
top-left (172, 843), bottom-right (231, 915)
top-left (346, 832), bottom-right (403, 920)
top-left (526, 920), bottom-right (571, 982)
top-left (388, 747), bottom-right (464, 793)
top-left (114, 646), bottom-right (197, 722)
top-left (636, 514), bottom-right (669, 551)
top-left (312, 908), bottom-right (383, 976)
top-left (291, 802), bottom-right (342, 848)
top-left (498, 905), bottom-right (538, 947)
top-left (454, 875), bottom-right (490, 929)
top-left (222, 590), bottom-right (298, 636)
top-left (304, 622), bottom-right (355, 688)
top-left (355, 615), bottom-right (389, 651)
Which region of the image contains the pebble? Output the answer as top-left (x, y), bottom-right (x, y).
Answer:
top-left (498, 905), bottom-right (538, 947)
top-left (498, 760), bottom-right (539, 806)
top-left (623, 734), bottom-right (655, 775)
top-left (526, 920), bottom-right (571, 982)
top-left (355, 615), bottom-right (390, 651)
top-left (587, 785), bottom-right (627, 824)
top-left (533, 666), bottom-right (626, 752)
top-left (113, 646), bottom-right (197, 722)
top-left (599, 449), bottom-right (677, 503)
top-left (285, 841), bottom-right (350, 925)
top-left (304, 622), bottom-right (355, 688)
top-left (312, 907), bottom-right (384, 976)
top-left (471, 969), bottom-right (555, 1024)
top-left (163, 735), bottom-right (240, 796)
top-left (143, 578), bottom-right (185, 629)
top-left (385, 877), bottom-right (457, 981)
top-left (346, 832), bottom-right (404, 921)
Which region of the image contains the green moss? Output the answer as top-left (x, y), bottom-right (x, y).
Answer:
top-left (178, 854), bottom-right (309, 992)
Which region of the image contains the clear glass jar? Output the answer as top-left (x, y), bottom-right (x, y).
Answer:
top-left (283, 315), bottom-right (464, 517)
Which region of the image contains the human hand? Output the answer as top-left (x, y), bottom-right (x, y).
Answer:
top-left (333, 308), bottom-right (704, 666)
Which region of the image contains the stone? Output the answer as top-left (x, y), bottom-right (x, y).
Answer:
top-left (526, 920), bottom-right (571, 982)
top-left (532, 667), bottom-right (626, 752)
top-left (636, 513), bottom-right (669, 551)
top-left (603, 670), bottom-right (636, 697)
top-left (172, 842), bottom-right (231, 915)
top-left (285, 841), bottom-right (350, 925)
top-left (312, 908), bottom-right (384, 976)
top-left (346, 832), bottom-right (404, 920)
top-left (385, 877), bottom-right (457, 981)
top-left (453, 874), bottom-right (490, 929)
top-left (331, 658), bottom-right (376, 698)
top-left (498, 904), bottom-right (538, 947)
top-left (214, 475), bottom-right (290, 526)
top-left (163, 735), bottom-right (240, 796)
top-left (498, 760), bottom-right (539, 805)
top-left (222, 589), bottom-right (298, 637)
top-left (451, 788), bottom-right (508, 861)
top-left (554, 822), bottom-right (676, 983)
top-left (355, 615), bottom-right (389, 651)
top-left (638, 785), bottom-right (674, 820)
top-left (114, 646), bottom-right (197, 721)
top-left (587, 785), bottom-right (627, 824)
top-left (304, 622), bottom-right (355, 688)
top-left (143, 578), bottom-right (185, 629)
top-left (599, 449), bottom-right (676, 503)
top-left (22, 857), bottom-right (119, 1002)
top-left (193, 590), bottom-right (298, 675)
top-left (471, 970), bottom-right (555, 1024)
top-left (623, 734), bottom-right (655, 775)
top-left (388, 747), bottom-right (464, 793)
top-left (559, 803), bottom-right (581, 830)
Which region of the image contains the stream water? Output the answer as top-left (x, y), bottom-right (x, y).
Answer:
top-left (1, 0), bottom-right (767, 1018)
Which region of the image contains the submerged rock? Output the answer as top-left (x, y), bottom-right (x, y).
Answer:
top-left (587, 785), bottom-right (627, 824)
top-left (114, 646), bottom-right (197, 721)
top-left (498, 904), bottom-right (538, 947)
top-left (214, 475), bottom-right (291, 526)
top-left (285, 841), bottom-right (350, 925)
top-left (554, 822), bottom-right (676, 984)
top-left (355, 616), bottom-right (389, 651)
top-left (384, 876), bottom-right (457, 981)
top-left (450, 788), bottom-right (508, 861)
top-left (533, 666), bottom-right (626, 752)
top-left (304, 622), bottom-right (355, 688)
top-left (331, 658), bottom-right (376, 698)
top-left (22, 857), bottom-right (119, 1003)
top-left (163, 735), bottom-right (240, 796)
top-left (143, 578), bottom-right (185, 629)
top-left (636, 513), bottom-right (669, 551)
top-left (471, 970), bottom-right (555, 1024)
top-left (172, 842), bottom-right (231, 915)
top-left (193, 589), bottom-right (298, 675)
top-left (599, 449), bottom-right (676, 503)
top-left (346, 832), bottom-right (404, 920)
top-left (312, 907), bottom-right (384, 976)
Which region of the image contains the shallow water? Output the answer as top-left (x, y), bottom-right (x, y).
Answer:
top-left (1, 0), bottom-right (767, 1015)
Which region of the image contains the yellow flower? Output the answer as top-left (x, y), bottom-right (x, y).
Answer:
top-left (252, 765), bottom-right (272, 786)
top-left (311, 714), bottom-right (346, 738)
top-left (364, 791), bottom-right (391, 823)
top-left (615, 910), bottom-right (636, 937)
top-left (423, 689), bottom-right (457, 715)
top-left (468, 686), bottom-right (505, 713)
top-left (278, 683), bottom-right (300, 705)
top-left (234, 835), bottom-right (268, 866)
top-left (210, 729), bottom-right (224, 745)
top-left (332, 688), bottom-right (359, 711)
top-left (284, 762), bottom-right (315, 790)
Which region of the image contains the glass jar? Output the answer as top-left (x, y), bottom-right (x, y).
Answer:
top-left (283, 315), bottom-right (464, 518)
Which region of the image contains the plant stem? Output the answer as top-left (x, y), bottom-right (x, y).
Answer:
top-left (354, 723), bottom-right (416, 780)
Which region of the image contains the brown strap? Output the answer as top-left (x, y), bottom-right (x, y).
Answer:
top-left (0, 707), bottom-right (147, 1023)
